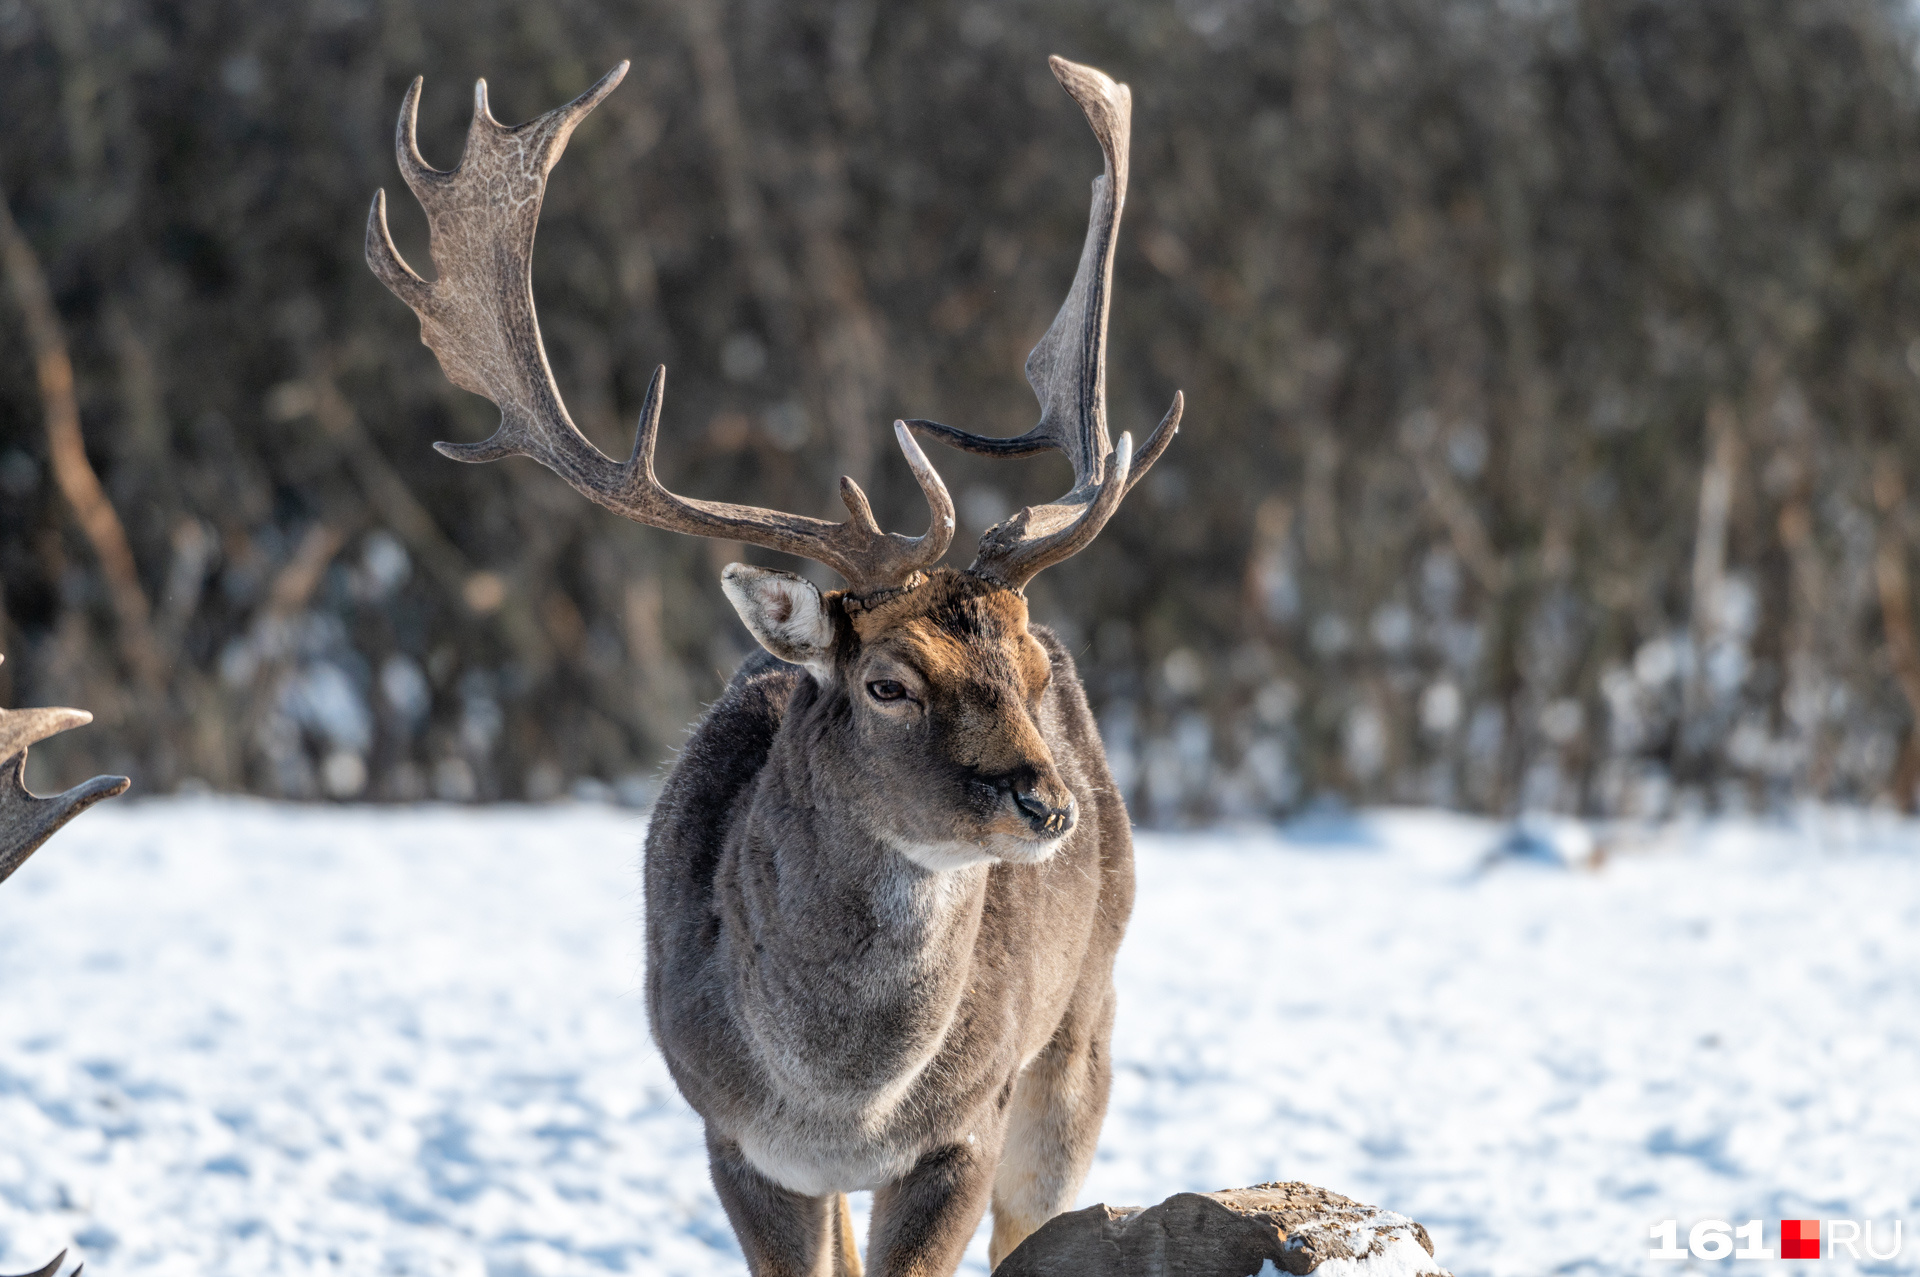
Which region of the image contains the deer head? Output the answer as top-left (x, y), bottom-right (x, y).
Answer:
top-left (368, 55), bottom-right (1179, 862)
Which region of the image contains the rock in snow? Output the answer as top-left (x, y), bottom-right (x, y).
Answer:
top-left (997, 1181), bottom-right (1450, 1277)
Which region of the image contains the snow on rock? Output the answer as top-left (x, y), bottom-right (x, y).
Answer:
top-left (995, 1181), bottom-right (1449, 1276)
top-left (2, 800), bottom-right (1918, 1276)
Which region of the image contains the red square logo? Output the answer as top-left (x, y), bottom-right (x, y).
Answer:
top-left (1782, 1219), bottom-right (1821, 1259)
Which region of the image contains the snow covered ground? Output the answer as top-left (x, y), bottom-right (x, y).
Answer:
top-left (2, 799), bottom-right (1916, 1276)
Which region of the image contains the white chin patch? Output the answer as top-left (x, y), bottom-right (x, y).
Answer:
top-left (991, 834), bottom-right (1067, 866)
top-left (882, 831), bottom-right (1066, 873)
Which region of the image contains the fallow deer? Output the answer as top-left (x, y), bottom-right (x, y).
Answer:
top-left (368, 54), bottom-right (1180, 1277)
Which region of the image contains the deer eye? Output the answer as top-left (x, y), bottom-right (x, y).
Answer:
top-left (867, 679), bottom-right (909, 703)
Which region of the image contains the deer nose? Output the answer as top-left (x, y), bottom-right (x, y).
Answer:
top-left (1012, 784), bottom-right (1076, 837)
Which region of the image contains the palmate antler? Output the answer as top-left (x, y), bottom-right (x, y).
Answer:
top-left (368, 57), bottom-right (1175, 596)
top-left (0, 657), bottom-right (129, 887)
top-left (366, 64), bottom-right (954, 596)
top-left (906, 56), bottom-right (1183, 591)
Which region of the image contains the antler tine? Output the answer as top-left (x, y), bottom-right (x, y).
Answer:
top-left (2, 1248), bottom-right (70, 1277)
top-left (0, 704), bottom-right (91, 765)
top-left (970, 431), bottom-right (1134, 590)
top-left (0, 679), bottom-right (130, 887)
top-left (907, 56), bottom-right (1181, 591)
top-left (395, 75), bottom-right (438, 190)
top-left (368, 67), bottom-right (954, 592)
top-left (0, 751), bottom-right (131, 887)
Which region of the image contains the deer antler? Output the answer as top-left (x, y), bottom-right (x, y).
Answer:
top-left (2, 1249), bottom-right (78, 1277)
top-left (907, 56), bottom-right (1182, 591)
top-left (367, 65), bottom-right (955, 594)
top-left (0, 659), bottom-right (129, 887)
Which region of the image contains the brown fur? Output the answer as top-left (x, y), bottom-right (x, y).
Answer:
top-left (646, 567), bottom-right (1133, 1275)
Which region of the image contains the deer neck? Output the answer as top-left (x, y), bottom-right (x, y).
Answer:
top-left (745, 707), bottom-right (991, 952)
top-left (714, 690), bottom-right (990, 1100)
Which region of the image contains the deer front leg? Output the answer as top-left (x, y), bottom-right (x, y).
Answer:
top-left (864, 1141), bottom-right (998, 1277)
top-left (988, 983), bottom-right (1117, 1268)
top-left (706, 1131), bottom-right (863, 1277)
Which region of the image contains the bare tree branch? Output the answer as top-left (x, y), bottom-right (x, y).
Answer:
top-left (1873, 452), bottom-right (1920, 810)
top-left (0, 190), bottom-right (165, 689)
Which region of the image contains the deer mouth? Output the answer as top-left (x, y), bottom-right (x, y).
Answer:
top-left (1012, 788), bottom-right (1076, 840)
top-left (974, 771), bottom-right (1077, 842)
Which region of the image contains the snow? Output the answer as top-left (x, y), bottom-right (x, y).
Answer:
top-left (1272, 1200), bottom-right (1446, 1277)
top-left (2, 799), bottom-right (1916, 1276)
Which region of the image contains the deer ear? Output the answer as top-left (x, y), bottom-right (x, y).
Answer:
top-left (721, 564), bottom-right (835, 680)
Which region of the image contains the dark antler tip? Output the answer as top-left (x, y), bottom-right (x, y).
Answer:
top-left (2, 1248), bottom-right (67, 1277)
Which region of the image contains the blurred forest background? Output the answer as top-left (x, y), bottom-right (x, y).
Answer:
top-left (6, 0), bottom-right (1920, 821)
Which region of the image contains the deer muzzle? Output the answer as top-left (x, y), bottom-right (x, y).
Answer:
top-left (1011, 782), bottom-right (1077, 838)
